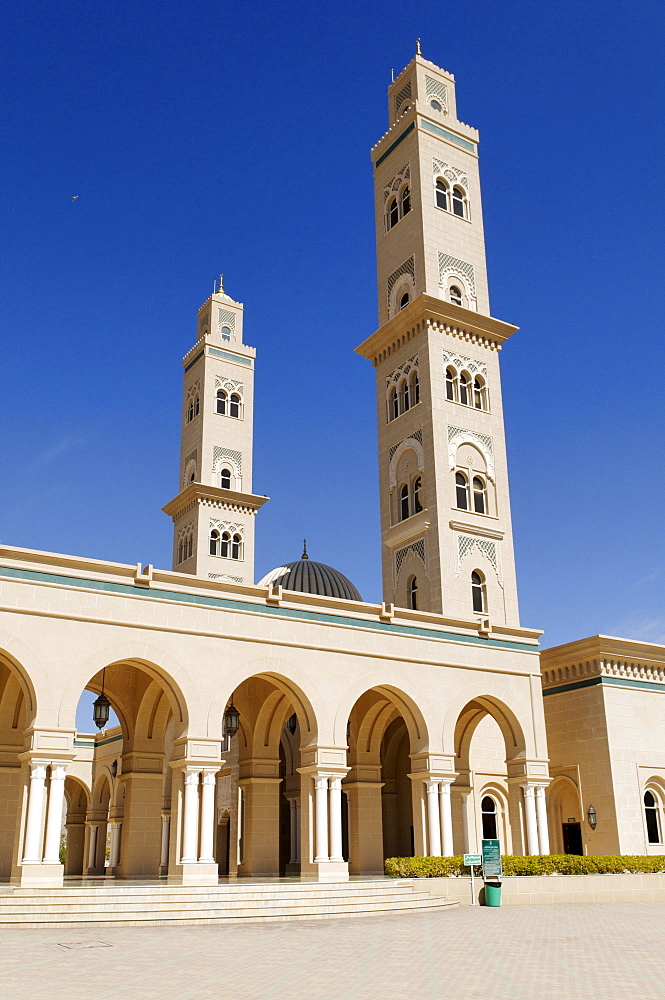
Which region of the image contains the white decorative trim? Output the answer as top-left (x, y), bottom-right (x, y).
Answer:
top-left (215, 377), bottom-right (244, 397)
top-left (383, 163), bottom-right (410, 203)
top-left (395, 539), bottom-right (425, 577)
top-left (447, 429), bottom-right (494, 482)
top-left (386, 354), bottom-right (418, 388)
top-left (387, 256), bottom-right (415, 311)
top-left (438, 252), bottom-right (476, 301)
top-left (432, 157), bottom-right (466, 188)
top-left (389, 436), bottom-right (425, 490)
top-left (456, 533), bottom-right (501, 581)
top-left (209, 519), bottom-right (244, 535)
top-left (449, 520), bottom-right (504, 540)
top-left (425, 78), bottom-right (448, 112)
top-left (442, 350), bottom-right (487, 379)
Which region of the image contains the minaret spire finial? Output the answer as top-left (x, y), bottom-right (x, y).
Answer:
top-left (301, 539), bottom-right (309, 560)
top-left (218, 273), bottom-right (224, 294)
top-left (416, 38), bottom-right (421, 56)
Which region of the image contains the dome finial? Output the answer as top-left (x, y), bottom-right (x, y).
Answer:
top-left (301, 539), bottom-right (309, 560)
top-left (416, 38), bottom-right (421, 56)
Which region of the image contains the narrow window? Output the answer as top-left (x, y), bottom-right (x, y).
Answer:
top-left (401, 185), bottom-right (411, 216)
top-left (459, 372), bottom-right (469, 405)
top-left (481, 796), bottom-right (498, 839)
top-left (473, 378), bottom-right (484, 410)
top-left (187, 400), bottom-right (194, 423)
top-left (400, 483), bottom-right (410, 521)
top-left (388, 197), bottom-right (399, 230)
top-left (399, 291), bottom-right (410, 310)
top-left (452, 187), bottom-right (465, 218)
top-left (189, 471), bottom-right (195, 483)
top-left (186, 534), bottom-right (193, 560)
top-left (471, 570), bottom-right (486, 614)
top-left (413, 476), bottom-right (423, 514)
top-left (194, 395), bottom-right (200, 417)
top-left (408, 576), bottom-right (418, 610)
top-left (209, 529), bottom-right (220, 556)
top-left (435, 179), bottom-right (448, 211)
top-left (412, 372), bottom-right (420, 405)
top-left (401, 379), bottom-right (410, 412)
top-left (216, 389), bottom-right (227, 415)
top-left (473, 476), bottom-right (486, 515)
top-left (430, 99), bottom-right (442, 112)
top-left (445, 367), bottom-right (456, 401)
top-left (177, 539), bottom-right (183, 564)
top-left (220, 468), bottom-right (232, 490)
top-left (220, 325), bottom-right (232, 341)
top-left (455, 471), bottom-right (469, 510)
top-left (645, 791), bottom-right (661, 844)
top-left (450, 285), bottom-right (463, 307)
top-left (389, 387), bottom-right (398, 421)
top-left (230, 393), bottom-right (241, 418)
top-left (220, 532), bottom-right (230, 558)
top-left (231, 533), bottom-right (242, 560)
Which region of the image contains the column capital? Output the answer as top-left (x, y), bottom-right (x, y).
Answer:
top-left (28, 761), bottom-right (49, 780)
top-left (201, 768), bottom-right (219, 785)
top-left (183, 767), bottom-right (201, 785)
top-left (50, 764), bottom-right (68, 781)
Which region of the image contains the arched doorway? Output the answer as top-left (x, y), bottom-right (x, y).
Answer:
top-left (0, 652), bottom-right (35, 881)
top-left (74, 658), bottom-right (185, 879)
top-left (63, 776), bottom-right (90, 876)
top-left (345, 687), bottom-right (421, 874)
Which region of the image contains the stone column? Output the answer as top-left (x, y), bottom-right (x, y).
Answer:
top-left (535, 785), bottom-right (550, 855)
top-left (460, 788), bottom-right (474, 853)
top-left (160, 814), bottom-right (170, 870)
top-left (87, 824), bottom-right (98, 870)
top-left (425, 779), bottom-right (442, 857)
top-left (181, 767), bottom-right (200, 863)
top-left (328, 775), bottom-right (344, 863)
top-left (313, 775), bottom-right (329, 862)
top-left (522, 784), bottom-right (540, 855)
top-left (108, 821), bottom-right (121, 869)
top-left (295, 797), bottom-right (301, 862)
top-left (43, 764), bottom-right (67, 863)
top-left (438, 779), bottom-right (455, 857)
top-left (198, 769), bottom-right (218, 863)
top-left (344, 768), bottom-right (384, 875)
top-left (22, 762), bottom-right (48, 863)
top-left (288, 798), bottom-right (297, 864)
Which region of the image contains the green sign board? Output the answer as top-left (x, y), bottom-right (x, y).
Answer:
top-left (463, 853), bottom-right (482, 866)
top-left (481, 839), bottom-right (502, 879)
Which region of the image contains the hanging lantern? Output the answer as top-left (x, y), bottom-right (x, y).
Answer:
top-left (93, 692), bottom-right (111, 730)
top-left (223, 701), bottom-right (240, 738)
top-left (587, 804), bottom-right (597, 830)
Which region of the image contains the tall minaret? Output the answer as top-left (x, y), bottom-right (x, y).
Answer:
top-left (356, 49), bottom-right (521, 627)
top-left (163, 277), bottom-right (268, 584)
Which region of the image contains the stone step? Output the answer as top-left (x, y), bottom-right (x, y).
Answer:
top-left (0, 887), bottom-right (430, 915)
top-left (2, 878), bottom-right (407, 899)
top-left (0, 894), bottom-right (456, 928)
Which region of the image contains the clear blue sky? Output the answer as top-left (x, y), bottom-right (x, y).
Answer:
top-left (2, 0), bottom-right (664, 667)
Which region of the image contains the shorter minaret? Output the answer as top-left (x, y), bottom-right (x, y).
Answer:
top-left (163, 277), bottom-right (268, 584)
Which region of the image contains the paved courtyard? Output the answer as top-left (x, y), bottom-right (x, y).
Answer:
top-left (1, 903), bottom-right (664, 999)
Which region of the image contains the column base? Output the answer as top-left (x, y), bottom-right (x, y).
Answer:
top-left (167, 861), bottom-right (219, 885)
top-left (300, 860), bottom-right (349, 881)
top-left (11, 862), bottom-right (64, 887)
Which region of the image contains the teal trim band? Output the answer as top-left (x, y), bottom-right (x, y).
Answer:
top-left (207, 347), bottom-right (253, 367)
top-left (375, 123), bottom-right (415, 168)
top-left (543, 675), bottom-right (665, 697)
top-left (183, 350), bottom-right (204, 373)
top-left (73, 733), bottom-right (122, 748)
top-left (0, 564), bottom-right (536, 653)
top-left (420, 119), bottom-right (476, 152)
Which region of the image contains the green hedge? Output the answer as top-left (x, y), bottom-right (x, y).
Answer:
top-left (385, 854), bottom-right (665, 878)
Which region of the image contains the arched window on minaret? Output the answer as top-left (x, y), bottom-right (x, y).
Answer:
top-left (400, 484), bottom-right (410, 521)
top-left (400, 185), bottom-right (411, 216)
top-left (456, 472), bottom-right (469, 510)
top-left (445, 367), bottom-right (456, 401)
top-left (220, 468), bottom-right (232, 490)
top-left (387, 197), bottom-right (399, 231)
top-left (459, 371), bottom-right (470, 404)
top-left (452, 186), bottom-right (466, 218)
top-left (230, 393), bottom-right (241, 418)
top-left (231, 534), bottom-right (242, 560)
top-left (450, 285), bottom-right (463, 307)
top-left (413, 476), bottom-right (423, 514)
top-left (216, 389), bottom-right (227, 415)
top-left (388, 386), bottom-right (398, 422)
top-left (220, 532), bottom-right (230, 558)
top-left (471, 570), bottom-right (487, 614)
top-left (400, 378), bottom-right (410, 413)
top-left (435, 179), bottom-right (448, 210)
top-left (399, 291), bottom-right (410, 310)
top-left (408, 576), bottom-right (418, 610)
top-left (473, 476), bottom-right (487, 515)
top-left (473, 376), bottom-right (486, 410)
top-left (410, 370), bottom-right (420, 405)
top-left (209, 529), bottom-right (220, 556)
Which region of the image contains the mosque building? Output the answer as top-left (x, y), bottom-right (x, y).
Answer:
top-left (0, 48), bottom-right (662, 894)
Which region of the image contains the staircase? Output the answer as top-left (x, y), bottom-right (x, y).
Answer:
top-left (0, 878), bottom-right (456, 928)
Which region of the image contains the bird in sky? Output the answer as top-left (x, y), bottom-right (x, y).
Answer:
top-left (71, 195), bottom-right (78, 202)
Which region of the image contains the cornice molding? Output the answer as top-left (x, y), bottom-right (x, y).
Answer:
top-left (542, 654), bottom-right (665, 690)
top-left (162, 483), bottom-right (269, 522)
top-left (355, 294), bottom-right (518, 367)
top-left (449, 519), bottom-right (504, 541)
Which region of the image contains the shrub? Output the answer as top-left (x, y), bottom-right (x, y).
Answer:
top-left (385, 854), bottom-right (665, 878)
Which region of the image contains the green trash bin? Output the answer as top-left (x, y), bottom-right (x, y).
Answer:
top-left (484, 881), bottom-right (502, 906)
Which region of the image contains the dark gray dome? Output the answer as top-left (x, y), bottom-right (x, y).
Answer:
top-left (258, 552), bottom-right (362, 602)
